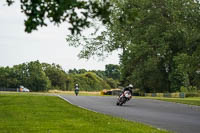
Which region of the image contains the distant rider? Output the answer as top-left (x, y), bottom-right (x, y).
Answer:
top-left (74, 84), bottom-right (79, 96)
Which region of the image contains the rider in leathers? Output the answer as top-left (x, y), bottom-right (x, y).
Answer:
top-left (123, 84), bottom-right (133, 93)
top-left (120, 84), bottom-right (134, 99)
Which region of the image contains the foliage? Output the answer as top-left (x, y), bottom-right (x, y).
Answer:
top-left (67, 67), bottom-right (120, 89)
top-left (5, 0), bottom-right (111, 34)
top-left (91, 70), bottom-right (106, 79)
top-left (105, 78), bottom-right (119, 88)
top-left (117, 0), bottom-right (200, 92)
top-left (185, 92), bottom-right (200, 97)
top-left (0, 61), bottom-right (50, 91)
top-left (70, 72), bottom-right (111, 91)
top-left (0, 61), bottom-right (119, 91)
top-left (26, 61), bottom-right (51, 91)
top-left (105, 64), bottom-right (120, 80)
top-left (68, 68), bottom-right (87, 74)
top-left (68, 0), bottom-right (200, 92)
top-left (0, 67), bottom-right (18, 88)
top-left (180, 86), bottom-right (188, 93)
top-left (12, 61), bottom-right (51, 91)
top-left (42, 63), bottom-right (68, 90)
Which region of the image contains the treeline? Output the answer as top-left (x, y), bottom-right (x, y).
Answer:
top-left (0, 61), bottom-right (120, 91)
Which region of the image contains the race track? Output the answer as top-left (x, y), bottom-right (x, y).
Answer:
top-left (58, 95), bottom-right (200, 133)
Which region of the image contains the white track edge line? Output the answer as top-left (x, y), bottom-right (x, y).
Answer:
top-left (56, 94), bottom-right (98, 113)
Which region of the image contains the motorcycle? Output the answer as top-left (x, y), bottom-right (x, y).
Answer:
top-left (116, 90), bottom-right (132, 106)
top-left (74, 89), bottom-right (79, 96)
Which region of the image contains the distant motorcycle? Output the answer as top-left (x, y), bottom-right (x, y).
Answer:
top-left (75, 89), bottom-right (79, 96)
top-left (74, 84), bottom-right (79, 96)
top-left (116, 90), bottom-right (132, 106)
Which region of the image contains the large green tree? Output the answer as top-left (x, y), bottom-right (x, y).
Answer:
top-left (26, 61), bottom-right (51, 91)
top-left (119, 0), bottom-right (200, 92)
top-left (68, 0), bottom-right (200, 92)
top-left (42, 63), bottom-right (68, 90)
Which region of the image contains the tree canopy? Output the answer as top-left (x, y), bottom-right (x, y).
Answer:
top-left (68, 0), bottom-right (200, 92)
top-left (5, 0), bottom-right (111, 34)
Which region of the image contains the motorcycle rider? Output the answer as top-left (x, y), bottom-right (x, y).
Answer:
top-left (74, 84), bottom-right (79, 96)
top-left (122, 84), bottom-right (134, 95)
top-left (117, 84), bottom-right (134, 106)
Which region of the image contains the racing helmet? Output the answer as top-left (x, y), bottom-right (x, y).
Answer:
top-left (128, 84), bottom-right (133, 89)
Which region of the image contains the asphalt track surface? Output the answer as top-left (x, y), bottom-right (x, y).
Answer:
top-left (59, 95), bottom-right (200, 133)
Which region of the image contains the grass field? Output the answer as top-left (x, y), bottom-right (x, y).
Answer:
top-left (0, 93), bottom-right (169, 133)
top-left (143, 97), bottom-right (200, 106)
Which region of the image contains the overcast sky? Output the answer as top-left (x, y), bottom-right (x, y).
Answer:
top-left (0, 1), bottom-right (119, 71)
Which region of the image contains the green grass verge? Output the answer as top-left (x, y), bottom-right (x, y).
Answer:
top-left (142, 97), bottom-right (200, 106)
top-left (0, 93), bottom-right (169, 133)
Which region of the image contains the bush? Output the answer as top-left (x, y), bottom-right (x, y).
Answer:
top-left (68, 72), bottom-right (111, 91)
top-left (185, 93), bottom-right (200, 97)
top-left (180, 86), bottom-right (188, 92)
top-left (105, 78), bottom-right (118, 88)
top-left (187, 86), bottom-right (198, 92)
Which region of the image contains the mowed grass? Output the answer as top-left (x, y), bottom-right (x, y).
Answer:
top-left (0, 94), bottom-right (169, 133)
top-left (143, 97), bottom-right (200, 106)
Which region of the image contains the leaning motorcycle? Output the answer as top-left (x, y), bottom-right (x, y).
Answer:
top-left (116, 90), bottom-right (132, 106)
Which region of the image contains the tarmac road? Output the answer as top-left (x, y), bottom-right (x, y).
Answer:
top-left (58, 95), bottom-right (200, 133)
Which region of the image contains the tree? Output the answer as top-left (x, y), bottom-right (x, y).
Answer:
top-left (68, 0), bottom-right (200, 92)
top-left (42, 63), bottom-right (68, 90)
top-left (105, 64), bottom-right (120, 80)
top-left (90, 70), bottom-right (106, 79)
top-left (26, 61), bottom-right (51, 91)
top-left (118, 0), bottom-right (200, 92)
top-left (68, 68), bottom-right (78, 74)
top-left (0, 67), bottom-right (18, 88)
top-left (10, 61), bottom-right (51, 91)
top-left (77, 69), bottom-right (87, 74)
top-left (13, 63), bottom-right (29, 87)
top-left (105, 78), bottom-right (118, 88)
top-left (5, 0), bottom-right (111, 34)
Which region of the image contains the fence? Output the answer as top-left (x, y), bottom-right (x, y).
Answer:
top-left (144, 93), bottom-right (188, 98)
top-left (0, 88), bottom-right (18, 92)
